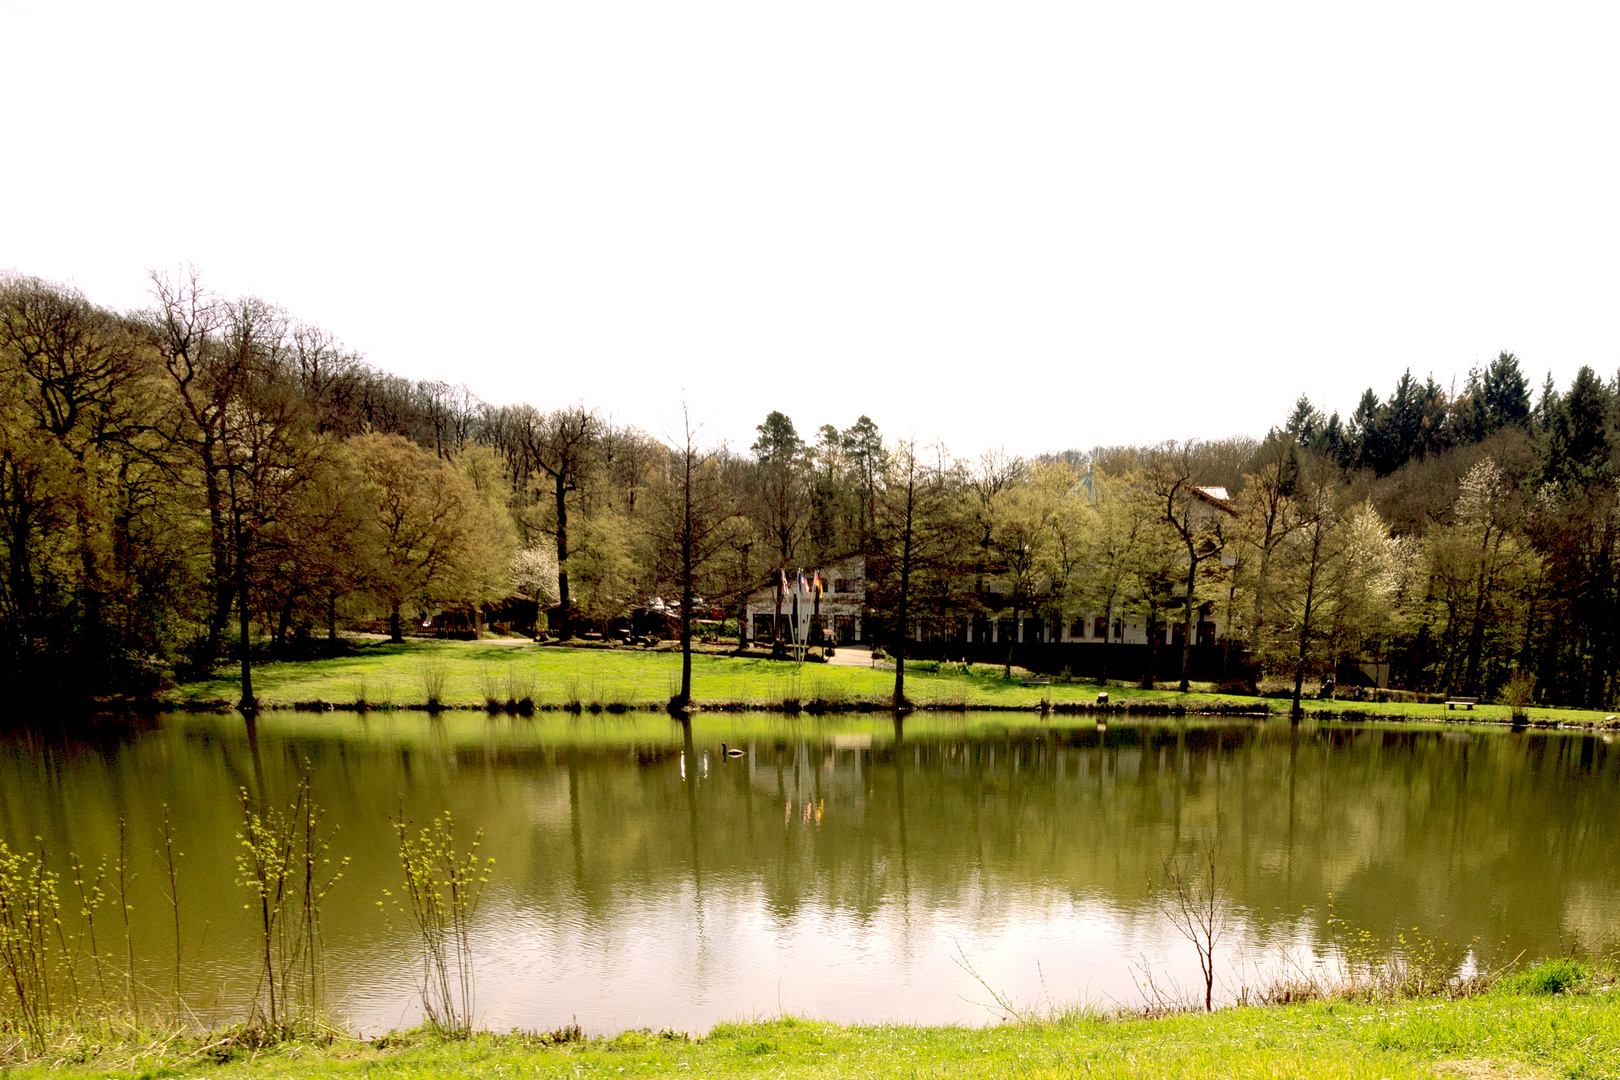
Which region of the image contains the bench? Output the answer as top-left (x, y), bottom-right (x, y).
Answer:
top-left (1021, 677), bottom-right (1051, 687)
top-left (1445, 697), bottom-right (1479, 710)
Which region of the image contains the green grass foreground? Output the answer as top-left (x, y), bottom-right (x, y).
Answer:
top-left (170, 638), bottom-right (1618, 726)
top-left (13, 984), bottom-right (1620, 1079)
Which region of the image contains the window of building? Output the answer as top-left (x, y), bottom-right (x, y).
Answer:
top-left (1094, 616), bottom-right (1107, 639)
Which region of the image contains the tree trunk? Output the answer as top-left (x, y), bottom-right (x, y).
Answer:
top-left (3, 464), bottom-right (40, 672)
top-left (275, 592), bottom-right (293, 650)
top-left (737, 544), bottom-right (750, 651)
top-left (893, 475), bottom-right (915, 710)
top-left (1290, 521), bottom-right (1323, 721)
top-left (236, 518), bottom-right (255, 713)
top-left (1253, 541), bottom-right (1271, 650)
top-left (1462, 526), bottom-right (1497, 694)
top-left (1143, 612), bottom-right (1159, 690)
top-left (679, 575), bottom-right (693, 706)
top-left (554, 471), bottom-right (572, 640)
top-left (1099, 601), bottom-right (1112, 683)
top-left (389, 604), bottom-right (403, 644)
top-left (1003, 610), bottom-right (1017, 680)
top-left (676, 451), bottom-right (695, 709)
top-left (1179, 555), bottom-right (1197, 693)
top-left (202, 454), bottom-right (232, 665)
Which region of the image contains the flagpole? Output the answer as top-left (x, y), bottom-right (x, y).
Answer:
top-left (775, 569), bottom-right (785, 652)
top-left (812, 571), bottom-right (821, 650)
top-left (791, 571), bottom-right (801, 667)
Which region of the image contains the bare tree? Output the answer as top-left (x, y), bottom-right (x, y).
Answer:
top-left (146, 269), bottom-right (236, 665)
top-left (966, 449), bottom-right (1028, 657)
top-left (287, 324), bottom-right (364, 435)
top-left (522, 405), bottom-right (601, 639)
top-left (1156, 842), bottom-right (1228, 1012)
top-left (652, 407), bottom-right (739, 709)
top-left (1235, 433), bottom-right (1303, 658)
top-left (869, 440), bottom-right (963, 707)
top-left (1146, 441), bottom-right (1233, 692)
top-left (215, 298), bottom-right (319, 709)
top-left (877, 442), bottom-right (921, 708)
top-left (413, 380), bottom-right (482, 459)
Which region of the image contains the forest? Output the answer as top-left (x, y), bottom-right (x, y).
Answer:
top-left (3, 271), bottom-right (1619, 710)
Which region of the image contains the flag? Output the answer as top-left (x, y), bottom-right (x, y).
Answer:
top-left (780, 570), bottom-right (789, 597)
top-left (798, 570), bottom-right (809, 595)
top-left (813, 572), bottom-right (824, 597)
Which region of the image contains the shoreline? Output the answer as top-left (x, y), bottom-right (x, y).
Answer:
top-left (142, 695), bottom-right (1620, 731)
top-left (133, 641), bottom-right (1620, 732)
top-left (7, 967), bottom-right (1617, 1077)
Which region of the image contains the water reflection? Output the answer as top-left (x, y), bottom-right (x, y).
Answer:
top-left (1, 713), bottom-right (1616, 1032)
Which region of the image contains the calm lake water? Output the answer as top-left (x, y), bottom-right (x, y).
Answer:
top-left (2, 712), bottom-right (1616, 1033)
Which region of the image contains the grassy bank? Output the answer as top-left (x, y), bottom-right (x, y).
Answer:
top-left (167, 639), bottom-right (1619, 727)
top-left (11, 970), bottom-right (1620, 1078)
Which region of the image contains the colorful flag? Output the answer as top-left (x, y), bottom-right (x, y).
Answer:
top-left (798, 570), bottom-right (809, 595)
top-left (780, 570), bottom-right (789, 597)
top-left (813, 572), bottom-right (824, 597)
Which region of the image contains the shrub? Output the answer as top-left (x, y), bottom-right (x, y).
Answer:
top-left (1501, 957), bottom-right (1588, 996)
top-left (419, 659), bottom-right (449, 707)
top-left (1500, 668), bottom-right (1537, 719)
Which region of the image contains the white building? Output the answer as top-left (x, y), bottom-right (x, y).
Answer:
top-left (738, 485), bottom-right (1236, 656)
top-left (743, 555), bottom-right (866, 644)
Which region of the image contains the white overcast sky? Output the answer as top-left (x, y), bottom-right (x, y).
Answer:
top-left (5, 2), bottom-right (1618, 457)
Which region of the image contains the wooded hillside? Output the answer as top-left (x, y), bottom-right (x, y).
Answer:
top-left (3, 271), bottom-right (1616, 709)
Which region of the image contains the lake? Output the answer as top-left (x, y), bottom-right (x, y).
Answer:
top-left (2, 712), bottom-right (1615, 1033)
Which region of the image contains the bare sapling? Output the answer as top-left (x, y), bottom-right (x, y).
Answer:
top-left (504, 664), bottom-right (535, 713)
top-left (1155, 841), bottom-right (1229, 1012)
top-left (293, 778), bottom-right (346, 1014)
top-left (386, 804), bottom-right (493, 1036)
top-left (236, 787), bottom-right (292, 1031)
top-left (419, 658), bottom-right (449, 709)
top-left (38, 840), bottom-right (78, 1013)
top-left (68, 853), bottom-right (107, 1002)
top-left (114, 818), bottom-right (137, 1022)
top-left (0, 839), bottom-right (64, 1052)
top-left (159, 806), bottom-right (182, 1009)
top-left (235, 769), bottom-right (347, 1035)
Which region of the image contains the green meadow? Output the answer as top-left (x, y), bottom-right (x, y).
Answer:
top-left (169, 638), bottom-right (1617, 726)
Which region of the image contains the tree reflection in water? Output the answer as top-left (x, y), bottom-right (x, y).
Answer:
top-left (0, 714), bottom-right (1615, 1032)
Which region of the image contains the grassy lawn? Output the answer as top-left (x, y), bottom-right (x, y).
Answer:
top-left (168, 638), bottom-right (1618, 725)
top-left (14, 981), bottom-right (1620, 1078)
top-left (1296, 697), bottom-right (1617, 725)
top-left (169, 639), bottom-right (1264, 711)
